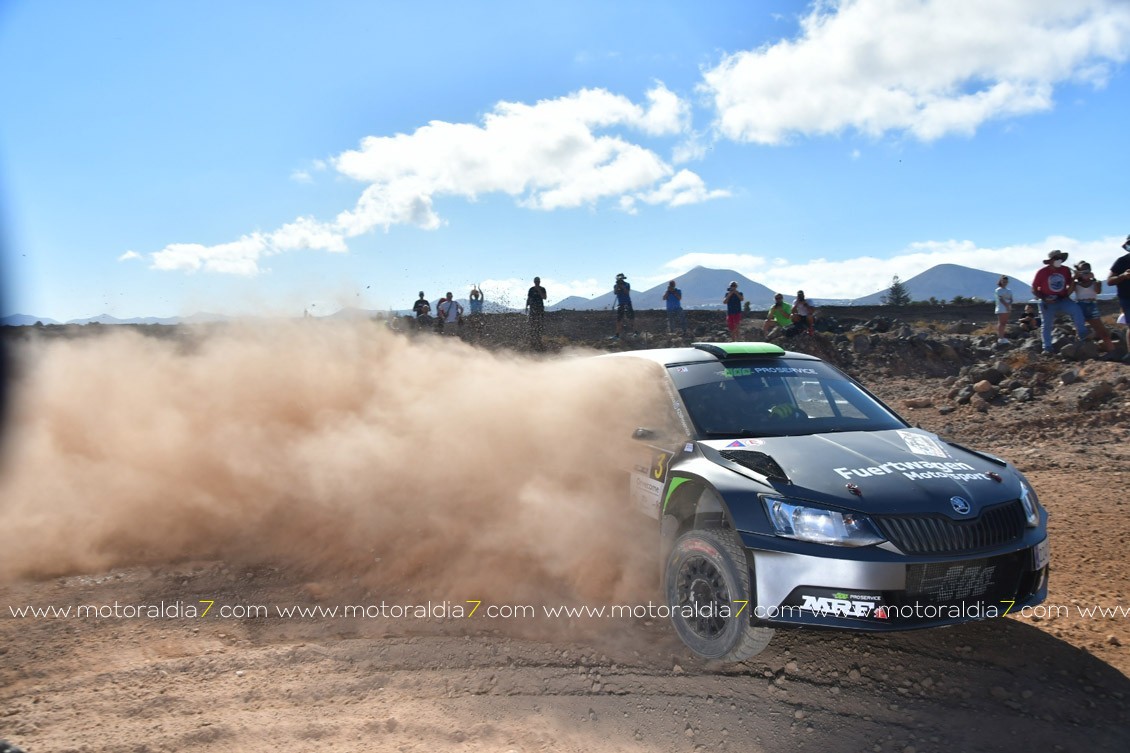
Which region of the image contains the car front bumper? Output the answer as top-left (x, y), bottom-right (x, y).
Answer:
top-left (743, 534), bottom-right (1049, 631)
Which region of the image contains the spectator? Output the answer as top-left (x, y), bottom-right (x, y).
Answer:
top-left (463, 285), bottom-right (485, 340)
top-left (434, 295), bottom-right (446, 332)
top-left (437, 291), bottom-right (463, 334)
top-left (468, 285), bottom-right (484, 315)
top-left (613, 273), bottom-right (637, 339)
top-left (791, 291), bottom-right (816, 336)
top-left (723, 281), bottom-right (744, 341)
top-left (662, 280), bottom-right (687, 335)
top-left (1108, 235), bottom-right (1130, 358)
top-left (1017, 304), bottom-right (1041, 334)
top-left (764, 293), bottom-right (792, 336)
top-left (1031, 249), bottom-right (1085, 354)
top-left (995, 276), bottom-right (1014, 343)
top-left (412, 291), bottom-right (432, 327)
top-left (1072, 262), bottom-right (1113, 352)
top-left (526, 276), bottom-right (547, 348)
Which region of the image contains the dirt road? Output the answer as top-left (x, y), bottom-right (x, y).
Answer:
top-left (2, 325), bottom-right (1129, 752)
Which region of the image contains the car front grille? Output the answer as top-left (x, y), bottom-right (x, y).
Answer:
top-left (872, 500), bottom-right (1027, 555)
top-left (899, 551), bottom-right (1027, 607)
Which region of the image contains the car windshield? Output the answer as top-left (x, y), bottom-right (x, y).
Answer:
top-left (671, 358), bottom-right (906, 438)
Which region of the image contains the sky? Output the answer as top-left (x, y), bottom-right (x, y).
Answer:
top-left (1, 0), bottom-right (1129, 321)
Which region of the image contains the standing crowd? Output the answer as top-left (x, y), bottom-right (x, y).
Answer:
top-left (1014, 235), bottom-right (1130, 359)
top-left (398, 235), bottom-right (1130, 359)
top-left (407, 273), bottom-right (823, 346)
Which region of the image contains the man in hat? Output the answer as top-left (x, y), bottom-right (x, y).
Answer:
top-left (1031, 249), bottom-right (1085, 354)
top-left (613, 273), bottom-right (636, 339)
top-left (763, 293), bottom-right (792, 336)
top-left (1107, 235), bottom-right (1130, 357)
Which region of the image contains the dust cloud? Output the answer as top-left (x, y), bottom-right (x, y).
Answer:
top-left (0, 323), bottom-right (670, 608)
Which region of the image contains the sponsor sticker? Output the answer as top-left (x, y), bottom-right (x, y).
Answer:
top-left (723, 366), bottom-right (818, 377)
top-left (833, 459), bottom-right (990, 484)
top-left (786, 588), bottom-right (888, 620)
top-left (800, 594), bottom-right (880, 619)
top-left (684, 443), bottom-right (695, 453)
top-left (629, 473), bottom-right (662, 519)
top-left (897, 430), bottom-right (949, 458)
top-left (725, 438), bottom-right (765, 448)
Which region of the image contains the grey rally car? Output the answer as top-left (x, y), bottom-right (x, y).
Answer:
top-left (616, 342), bottom-right (1048, 662)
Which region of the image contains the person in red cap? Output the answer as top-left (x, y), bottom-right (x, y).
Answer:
top-left (1031, 249), bottom-right (1085, 354)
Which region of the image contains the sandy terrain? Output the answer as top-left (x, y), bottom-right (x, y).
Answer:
top-left (2, 316), bottom-right (1129, 752)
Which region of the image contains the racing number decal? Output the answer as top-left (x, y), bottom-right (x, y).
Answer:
top-left (651, 452), bottom-right (670, 481)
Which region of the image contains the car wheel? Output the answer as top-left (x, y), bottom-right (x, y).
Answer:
top-left (664, 527), bottom-right (774, 661)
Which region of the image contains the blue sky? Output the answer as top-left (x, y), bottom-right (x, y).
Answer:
top-left (2, 0), bottom-right (1129, 321)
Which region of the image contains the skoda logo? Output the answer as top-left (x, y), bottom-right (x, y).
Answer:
top-left (950, 496), bottom-right (972, 515)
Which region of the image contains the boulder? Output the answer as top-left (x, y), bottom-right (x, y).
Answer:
top-left (852, 334), bottom-right (873, 354)
top-left (1078, 381), bottom-right (1115, 411)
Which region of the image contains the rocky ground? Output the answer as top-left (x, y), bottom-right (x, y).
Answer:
top-left (2, 307), bottom-right (1129, 752)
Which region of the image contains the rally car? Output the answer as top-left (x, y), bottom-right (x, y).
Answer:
top-left (615, 342), bottom-right (1048, 661)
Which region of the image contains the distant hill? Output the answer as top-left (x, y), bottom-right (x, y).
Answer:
top-left (1, 313), bottom-right (61, 326)
top-left (549, 267), bottom-right (780, 311)
top-left (1, 312), bottom-right (231, 326)
top-left (179, 312), bottom-right (231, 324)
top-left (851, 264), bottom-right (1009, 305)
top-left (66, 314), bottom-right (182, 325)
top-left (552, 295), bottom-right (594, 310)
top-left (328, 307), bottom-right (381, 321)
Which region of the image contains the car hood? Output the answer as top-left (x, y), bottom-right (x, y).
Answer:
top-left (701, 428), bottom-right (1018, 515)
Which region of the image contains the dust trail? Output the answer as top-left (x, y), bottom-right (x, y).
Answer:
top-left (0, 322), bottom-right (669, 607)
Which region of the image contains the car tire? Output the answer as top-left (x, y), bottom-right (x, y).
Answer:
top-left (664, 527), bottom-right (774, 661)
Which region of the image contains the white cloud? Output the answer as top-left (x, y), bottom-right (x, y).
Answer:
top-left (639, 82), bottom-right (691, 135)
top-left (702, 0), bottom-right (1130, 144)
top-left (661, 235), bottom-right (1127, 300)
top-left (117, 250), bottom-right (142, 262)
top-left (671, 132), bottom-right (710, 164)
top-left (634, 169), bottom-right (730, 208)
top-left (333, 84), bottom-right (705, 220)
top-left (144, 84), bottom-right (719, 275)
top-left (271, 216), bottom-right (348, 253)
top-left (289, 169), bottom-right (313, 183)
top-left (150, 218), bottom-right (346, 276)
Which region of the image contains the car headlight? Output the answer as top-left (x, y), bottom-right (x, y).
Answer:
top-left (1019, 479), bottom-right (1041, 528)
top-left (764, 497), bottom-right (886, 547)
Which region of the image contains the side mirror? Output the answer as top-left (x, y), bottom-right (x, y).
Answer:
top-left (632, 427), bottom-right (657, 441)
